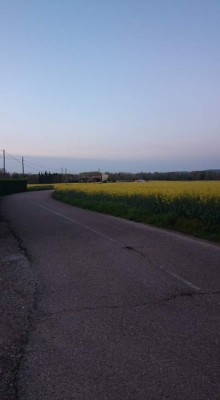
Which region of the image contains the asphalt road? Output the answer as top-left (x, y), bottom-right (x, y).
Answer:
top-left (2, 190), bottom-right (220, 400)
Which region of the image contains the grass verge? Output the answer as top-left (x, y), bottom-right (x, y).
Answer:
top-left (53, 189), bottom-right (220, 243)
top-left (27, 184), bottom-right (55, 191)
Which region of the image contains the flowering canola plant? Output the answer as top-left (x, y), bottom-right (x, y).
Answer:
top-left (55, 181), bottom-right (220, 199)
top-left (53, 181), bottom-right (220, 241)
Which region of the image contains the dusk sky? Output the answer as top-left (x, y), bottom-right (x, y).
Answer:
top-left (1, 0), bottom-right (220, 173)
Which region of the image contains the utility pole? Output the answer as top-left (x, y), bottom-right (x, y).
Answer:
top-left (22, 156), bottom-right (24, 176)
top-left (3, 149), bottom-right (5, 176)
top-left (61, 168), bottom-right (63, 183)
top-left (65, 168), bottom-right (67, 184)
top-left (1, 149), bottom-right (5, 177)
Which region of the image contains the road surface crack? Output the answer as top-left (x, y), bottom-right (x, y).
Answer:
top-left (163, 291), bottom-right (220, 302)
top-left (35, 290), bottom-right (220, 321)
top-left (36, 301), bottom-right (155, 320)
top-left (123, 245), bottom-right (202, 291)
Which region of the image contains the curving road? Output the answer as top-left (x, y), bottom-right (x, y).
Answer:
top-left (2, 190), bottom-right (220, 400)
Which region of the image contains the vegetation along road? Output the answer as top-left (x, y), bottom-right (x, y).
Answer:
top-left (1, 190), bottom-right (220, 399)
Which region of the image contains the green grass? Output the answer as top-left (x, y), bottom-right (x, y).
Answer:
top-left (27, 184), bottom-right (55, 191)
top-left (53, 189), bottom-right (220, 243)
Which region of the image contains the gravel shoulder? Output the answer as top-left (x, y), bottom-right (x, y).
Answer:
top-left (0, 212), bottom-right (36, 400)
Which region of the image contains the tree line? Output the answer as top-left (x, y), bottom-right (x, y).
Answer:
top-left (107, 170), bottom-right (220, 182)
top-left (1, 169), bottom-right (220, 183)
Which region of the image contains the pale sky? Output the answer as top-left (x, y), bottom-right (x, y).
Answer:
top-left (0, 0), bottom-right (220, 173)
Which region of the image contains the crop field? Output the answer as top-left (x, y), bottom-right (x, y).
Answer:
top-left (54, 181), bottom-right (220, 197)
top-left (53, 181), bottom-right (220, 242)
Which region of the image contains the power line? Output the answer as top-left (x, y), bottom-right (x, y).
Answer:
top-left (2, 150), bottom-right (68, 174)
top-left (6, 152), bottom-right (22, 164)
top-left (0, 155), bottom-right (41, 172)
top-left (5, 152), bottom-right (57, 173)
top-left (0, 156), bottom-right (21, 161)
top-left (23, 164), bottom-right (41, 172)
top-left (23, 159), bottom-right (51, 169)
top-left (24, 159), bottom-right (59, 173)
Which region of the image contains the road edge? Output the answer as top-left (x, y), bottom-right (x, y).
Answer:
top-left (0, 214), bottom-right (36, 400)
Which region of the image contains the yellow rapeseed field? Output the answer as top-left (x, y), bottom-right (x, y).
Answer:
top-left (55, 181), bottom-right (220, 199)
top-left (53, 180), bottom-right (220, 241)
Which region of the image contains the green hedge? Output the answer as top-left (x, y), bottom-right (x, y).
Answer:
top-left (0, 180), bottom-right (27, 195)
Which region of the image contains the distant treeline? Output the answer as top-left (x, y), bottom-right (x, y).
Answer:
top-left (108, 170), bottom-right (220, 182)
top-left (1, 169), bottom-right (220, 184)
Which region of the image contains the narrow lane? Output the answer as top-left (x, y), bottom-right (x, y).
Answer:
top-left (2, 191), bottom-right (220, 400)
